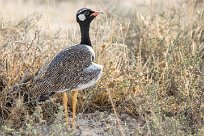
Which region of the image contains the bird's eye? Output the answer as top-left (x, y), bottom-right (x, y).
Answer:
top-left (84, 11), bottom-right (90, 16)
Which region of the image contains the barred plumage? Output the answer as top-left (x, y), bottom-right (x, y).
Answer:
top-left (29, 44), bottom-right (102, 101)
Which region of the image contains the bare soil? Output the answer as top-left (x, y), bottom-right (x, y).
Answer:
top-left (74, 111), bottom-right (137, 136)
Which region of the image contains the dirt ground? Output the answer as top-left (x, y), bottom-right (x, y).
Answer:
top-left (73, 111), bottom-right (137, 136)
top-left (45, 110), bottom-right (137, 136)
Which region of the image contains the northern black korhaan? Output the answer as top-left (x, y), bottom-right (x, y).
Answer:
top-left (27, 8), bottom-right (103, 128)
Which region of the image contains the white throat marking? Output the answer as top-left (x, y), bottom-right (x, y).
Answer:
top-left (78, 14), bottom-right (86, 21)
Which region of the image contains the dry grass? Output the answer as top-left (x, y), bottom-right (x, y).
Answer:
top-left (0, 0), bottom-right (204, 135)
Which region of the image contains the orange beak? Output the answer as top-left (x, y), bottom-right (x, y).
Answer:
top-left (91, 11), bottom-right (103, 16)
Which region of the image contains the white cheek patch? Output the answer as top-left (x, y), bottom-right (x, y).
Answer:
top-left (78, 14), bottom-right (86, 21)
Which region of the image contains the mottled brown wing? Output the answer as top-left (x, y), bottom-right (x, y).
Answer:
top-left (30, 44), bottom-right (93, 100)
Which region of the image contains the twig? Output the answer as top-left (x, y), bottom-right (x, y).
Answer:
top-left (107, 89), bottom-right (125, 136)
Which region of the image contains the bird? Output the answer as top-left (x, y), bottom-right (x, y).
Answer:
top-left (26, 8), bottom-right (103, 128)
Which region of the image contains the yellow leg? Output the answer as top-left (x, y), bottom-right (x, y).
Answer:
top-left (72, 90), bottom-right (78, 129)
top-left (62, 92), bottom-right (69, 128)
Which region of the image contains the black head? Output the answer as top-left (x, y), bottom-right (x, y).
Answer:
top-left (76, 8), bottom-right (100, 24)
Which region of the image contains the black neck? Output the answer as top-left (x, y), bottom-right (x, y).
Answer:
top-left (79, 23), bottom-right (92, 46)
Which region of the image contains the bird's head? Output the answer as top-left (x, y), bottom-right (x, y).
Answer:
top-left (76, 8), bottom-right (102, 24)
